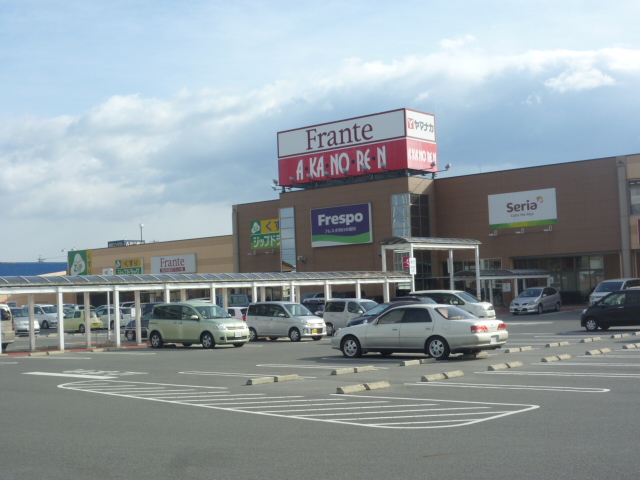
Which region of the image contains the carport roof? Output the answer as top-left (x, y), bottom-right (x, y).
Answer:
top-left (454, 269), bottom-right (551, 279)
top-left (379, 236), bottom-right (482, 247)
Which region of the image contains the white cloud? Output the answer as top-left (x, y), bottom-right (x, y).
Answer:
top-left (544, 68), bottom-right (616, 92)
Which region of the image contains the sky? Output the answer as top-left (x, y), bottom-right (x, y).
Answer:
top-left (0, 0), bottom-right (638, 262)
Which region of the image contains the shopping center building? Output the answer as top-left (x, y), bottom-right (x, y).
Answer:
top-left (9, 108), bottom-right (639, 308)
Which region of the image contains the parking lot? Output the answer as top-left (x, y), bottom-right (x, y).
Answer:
top-left (3, 308), bottom-right (640, 479)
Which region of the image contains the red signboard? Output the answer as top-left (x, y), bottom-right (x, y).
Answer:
top-left (277, 109), bottom-right (437, 187)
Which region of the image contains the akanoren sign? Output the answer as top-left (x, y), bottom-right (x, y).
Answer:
top-left (488, 188), bottom-right (558, 229)
top-left (277, 108), bottom-right (437, 187)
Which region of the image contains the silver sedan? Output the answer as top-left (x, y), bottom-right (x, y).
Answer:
top-left (331, 304), bottom-right (507, 360)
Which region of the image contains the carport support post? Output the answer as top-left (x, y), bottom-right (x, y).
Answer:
top-left (84, 292), bottom-right (91, 348)
top-left (448, 249), bottom-right (455, 291)
top-left (356, 280), bottom-right (362, 299)
top-left (210, 284), bottom-right (217, 304)
top-left (294, 285), bottom-right (301, 303)
top-left (289, 282), bottom-right (296, 302)
top-left (164, 286), bottom-right (170, 303)
top-left (113, 288), bottom-right (121, 348)
top-left (180, 289), bottom-right (186, 302)
top-left (56, 289), bottom-right (64, 351)
top-left (474, 245), bottom-right (481, 299)
top-left (251, 284), bottom-right (257, 304)
top-left (410, 244), bottom-right (415, 293)
top-left (27, 293), bottom-right (36, 352)
top-left (134, 290), bottom-right (142, 345)
top-left (324, 282), bottom-right (331, 300)
top-left (383, 280), bottom-right (390, 303)
top-left (221, 288), bottom-right (229, 309)
top-left (259, 286), bottom-right (266, 302)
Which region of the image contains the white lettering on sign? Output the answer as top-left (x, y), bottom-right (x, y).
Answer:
top-left (317, 213), bottom-right (364, 226)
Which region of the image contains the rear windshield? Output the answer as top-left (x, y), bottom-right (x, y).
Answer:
top-left (434, 306), bottom-right (477, 320)
top-left (519, 288), bottom-right (542, 298)
top-left (361, 301), bottom-right (378, 312)
top-left (595, 281), bottom-right (624, 293)
top-left (10, 308), bottom-right (28, 318)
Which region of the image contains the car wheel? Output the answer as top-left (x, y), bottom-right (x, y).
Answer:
top-left (149, 332), bottom-right (163, 348)
top-left (125, 331), bottom-right (135, 341)
top-left (201, 332), bottom-right (215, 349)
top-left (326, 323), bottom-right (334, 336)
top-left (312, 336), bottom-right (322, 341)
top-left (537, 304), bottom-right (544, 314)
top-left (268, 337), bottom-right (278, 341)
top-left (426, 336), bottom-right (450, 360)
top-left (42, 320), bottom-right (49, 329)
top-left (584, 318), bottom-right (599, 332)
top-left (341, 336), bottom-right (362, 358)
top-left (233, 343), bottom-right (245, 348)
top-left (249, 328), bottom-right (258, 341)
top-left (182, 343), bottom-right (192, 347)
top-left (555, 302), bottom-right (561, 312)
top-left (288, 328), bottom-right (301, 342)
top-left (79, 324), bottom-right (85, 333)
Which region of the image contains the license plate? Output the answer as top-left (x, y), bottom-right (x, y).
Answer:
top-left (490, 335), bottom-right (499, 344)
top-left (234, 331), bottom-right (243, 337)
top-left (311, 329), bottom-right (318, 334)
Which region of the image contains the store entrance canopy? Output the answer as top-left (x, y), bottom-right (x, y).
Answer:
top-left (379, 236), bottom-right (482, 295)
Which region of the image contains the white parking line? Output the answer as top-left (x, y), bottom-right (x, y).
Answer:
top-left (57, 379), bottom-right (539, 429)
top-left (24, 372), bottom-right (117, 379)
top-left (179, 370), bottom-right (317, 379)
top-left (256, 363), bottom-right (387, 370)
top-left (407, 382), bottom-right (609, 393)
top-left (479, 370), bottom-right (640, 378)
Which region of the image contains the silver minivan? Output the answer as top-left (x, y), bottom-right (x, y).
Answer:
top-left (246, 302), bottom-right (326, 342)
top-left (510, 287), bottom-right (562, 314)
top-left (322, 299), bottom-right (378, 336)
top-left (589, 278), bottom-right (640, 305)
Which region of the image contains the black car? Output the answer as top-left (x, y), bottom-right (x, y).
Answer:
top-left (123, 314), bottom-right (151, 341)
top-left (581, 289), bottom-right (640, 331)
top-left (346, 300), bottom-right (428, 327)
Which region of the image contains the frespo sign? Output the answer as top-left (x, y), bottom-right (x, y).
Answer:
top-left (488, 188), bottom-right (558, 229)
top-left (277, 108), bottom-right (437, 187)
top-left (310, 203), bottom-right (372, 247)
top-left (151, 254), bottom-right (197, 274)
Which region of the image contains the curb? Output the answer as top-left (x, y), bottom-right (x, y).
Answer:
top-left (487, 361), bottom-right (524, 371)
top-left (622, 343), bottom-right (640, 349)
top-left (246, 374), bottom-right (300, 385)
top-left (580, 337), bottom-right (602, 343)
top-left (541, 354), bottom-right (572, 362)
top-left (545, 342), bottom-right (570, 348)
top-left (505, 346), bottom-right (532, 353)
top-left (421, 370), bottom-right (464, 382)
top-left (331, 365), bottom-right (376, 375)
top-left (585, 348), bottom-right (611, 355)
top-left (610, 334), bottom-right (631, 339)
top-left (336, 381), bottom-right (390, 394)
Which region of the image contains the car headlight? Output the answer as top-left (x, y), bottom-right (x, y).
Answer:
top-left (214, 323), bottom-right (228, 330)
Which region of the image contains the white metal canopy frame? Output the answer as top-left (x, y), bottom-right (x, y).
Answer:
top-left (454, 269), bottom-right (553, 306)
top-left (379, 236), bottom-right (482, 295)
top-left (0, 271), bottom-right (411, 354)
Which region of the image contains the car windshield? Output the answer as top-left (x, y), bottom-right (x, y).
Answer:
top-left (457, 292), bottom-right (482, 303)
top-left (434, 306), bottom-right (477, 320)
top-left (283, 303), bottom-right (313, 316)
top-left (361, 301), bottom-right (378, 312)
top-left (41, 306), bottom-right (57, 314)
top-left (595, 281), bottom-right (624, 293)
top-left (519, 288), bottom-right (543, 298)
top-left (11, 308), bottom-right (28, 317)
top-left (194, 305), bottom-right (231, 319)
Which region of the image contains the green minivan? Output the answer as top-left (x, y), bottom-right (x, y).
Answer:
top-left (147, 302), bottom-right (250, 349)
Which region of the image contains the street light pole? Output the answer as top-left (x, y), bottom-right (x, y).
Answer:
top-left (139, 223), bottom-right (144, 243)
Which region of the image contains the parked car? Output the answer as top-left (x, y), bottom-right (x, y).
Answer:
top-left (246, 302), bottom-right (326, 342)
top-left (581, 289), bottom-right (640, 331)
top-left (411, 290), bottom-right (496, 318)
top-left (20, 304), bottom-right (58, 329)
top-left (227, 307), bottom-right (248, 321)
top-left (589, 278), bottom-right (640, 305)
top-left (1, 304), bottom-right (15, 350)
top-left (96, 306), bottom-right (132, 329)
top-left (147, 302), bottom-right (249, 349)
top-left (332, 303), bottom-right (508, 360)
top-left (62, 310), bottom-right (103, 333)
top-left (123, 315), bottom-right (151, 341)
top-left (510, 287), bottom-right (562, 315)
top-left (322, 299), bottom-right (379, 336)
top-left (10, 308), bottom-right (40, 335)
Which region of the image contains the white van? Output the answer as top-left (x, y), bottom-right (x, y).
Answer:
top-left (1, 304), bottom-right (16, 351)
top-left (411, 290), bottom-right (496, 318)
top-left (246, 302), bottom-right (326, 342)
top-left (589, 278), bottom-right (640, 305)
top-left (322, 299), bottom-right (379, 336)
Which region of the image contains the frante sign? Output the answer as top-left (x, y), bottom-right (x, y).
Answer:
top-left (250, 219), bottom-right (280, 250)
top-left (277, 108), bottom-right (437, 187)
top-left (115, 258), bottom-right (144, 275)
top-left (151, 254), bottom-right (196, 274)
top-left (310, 203), bottom-right (372, 247)
top-left (488, 188), bottom-right (558, 229)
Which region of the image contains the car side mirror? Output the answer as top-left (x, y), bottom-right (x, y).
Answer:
top-left (190, 315), bottom-right (199, 320)
top-left (278, 313), bottom-right (286, 317)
